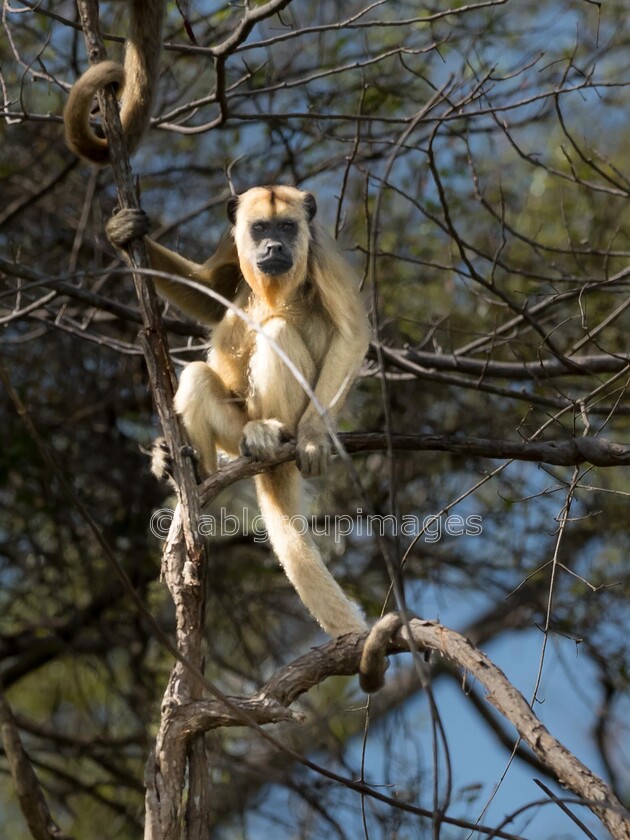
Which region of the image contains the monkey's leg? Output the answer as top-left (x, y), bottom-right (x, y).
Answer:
top-left (174, 361), bottom-right (246, 475)
top-left (243, 316), bottom-right (316, 459)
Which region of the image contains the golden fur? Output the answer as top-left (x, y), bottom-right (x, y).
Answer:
top-left (63, 0), bottom-right (166, 163)
top-left (107, 186), bottom-right (370, 635)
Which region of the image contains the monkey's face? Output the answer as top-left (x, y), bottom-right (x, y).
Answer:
top-left (250, 217), bottom-right (299, 276)
top-left (229, 186), bottom-right (317, 306)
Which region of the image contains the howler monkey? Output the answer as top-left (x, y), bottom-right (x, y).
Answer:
top-left (108, 186), bottom-right (370, 636)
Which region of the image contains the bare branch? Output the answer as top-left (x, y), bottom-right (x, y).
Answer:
top-left (71, 3), bottom-right (211, 837)
top-left (0, 688), bottom-right (72, 840)
top-left (199, 432), bottom-right (629, 505)
top-left (165, 619), bottom-right (630, 840)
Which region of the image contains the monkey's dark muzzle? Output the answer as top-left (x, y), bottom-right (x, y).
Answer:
top-left (257, 257), bottom-right (294, 276)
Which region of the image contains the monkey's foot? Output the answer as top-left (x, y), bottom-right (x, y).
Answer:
top-left (240, 419), bottom-right (291, 461)
top-left (150, 437), bottom-right (200, 484)
top-left (151, 437), bottom-right (173, 482)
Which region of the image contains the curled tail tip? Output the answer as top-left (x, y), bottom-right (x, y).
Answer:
top-left (63, 61), bottom-right (127, 164)
top-left (72, 60), bottom-right (125, 89)
top-left (63, 129), bottom-right (110, 165)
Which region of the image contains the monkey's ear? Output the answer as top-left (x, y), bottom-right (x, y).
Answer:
top-left (303, 193), bottom-right (317, 222)
top-left (227, 195), bottom-right (239, 225)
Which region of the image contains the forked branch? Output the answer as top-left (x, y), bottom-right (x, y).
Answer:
top-left (173, 618), bottom-right (630, 839)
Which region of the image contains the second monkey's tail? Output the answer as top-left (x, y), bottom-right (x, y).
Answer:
top-left (64, 0), bottom-right (167, 164)
top-left (255, 464), bottom-right (367, 636)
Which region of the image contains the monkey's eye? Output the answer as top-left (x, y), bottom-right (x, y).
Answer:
top-left (279, 221), bottom-right (296, 232)
top-left (251, 222), bottom-right (267, 233)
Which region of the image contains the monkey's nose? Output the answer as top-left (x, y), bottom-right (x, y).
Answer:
top-left (266, 241), bottom-right (283, 255)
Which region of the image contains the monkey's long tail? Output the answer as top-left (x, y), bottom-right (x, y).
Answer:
top-left (255, 464), bottom-right (367, 636)
top-left (64, 0), bottom-right (167, 164)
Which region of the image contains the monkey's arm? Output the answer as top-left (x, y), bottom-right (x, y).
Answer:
top-left (294, 227), bottom-right (370, 476)
top-left (296, 292), bottom-right (370, 477)
top-left (106, 209), bottom-right (241, 325)
top-left (146, 232), bottom-right (241, 325)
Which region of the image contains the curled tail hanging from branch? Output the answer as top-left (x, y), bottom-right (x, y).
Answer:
top-left (64, 0), bottom-right (167, 164)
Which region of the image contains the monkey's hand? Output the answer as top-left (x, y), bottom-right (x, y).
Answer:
top-left (106, 208), bottom-right (151, 250)
top-left (241, 419), bottom-right (291, 461)
top-left (296, 417), bottom-right (331, 478)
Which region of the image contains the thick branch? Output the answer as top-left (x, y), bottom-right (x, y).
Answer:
top-left (200, 432), bottom-right (629, 505)
top-left (0, 689), bottom-right (72, 840)
top-left (201, 583), bottom-right (547, 828)
top-left (339, 432), bottom-right (630, 466)
top-left (73, 3), bottom-right (209, 838)
top-left (173, 620), bottom-right (630, 840)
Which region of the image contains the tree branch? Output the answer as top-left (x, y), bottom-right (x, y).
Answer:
top-left (73, 3), bottom-right (210, 838)
top-left (199, 432), bottom-right (629, 505)
top-left (0, 688), bottom-right (72, 840)
top-left (392, 346), bottom-right (630, 380)
top-left (171, 619), bottom-right (630, 840)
